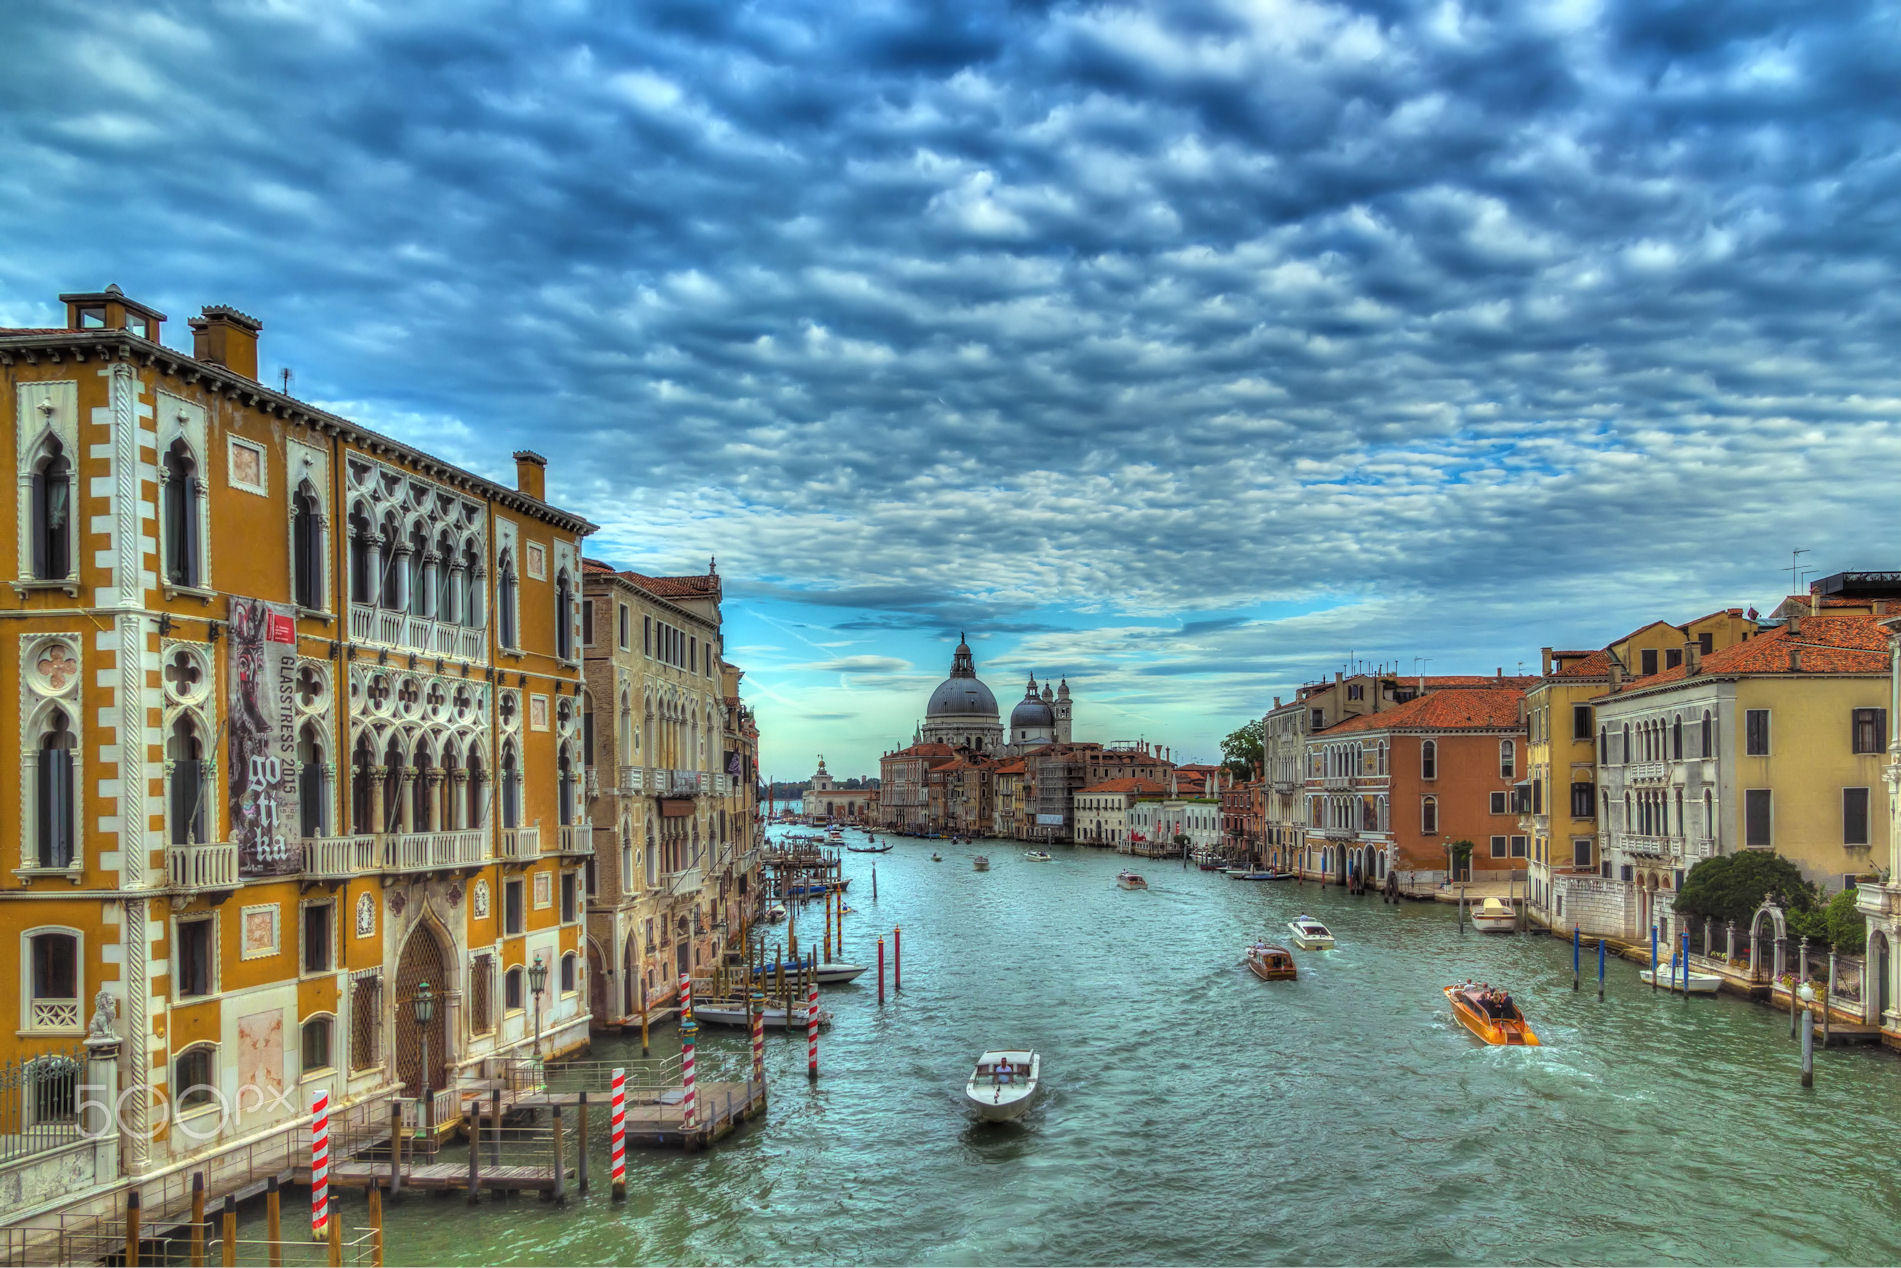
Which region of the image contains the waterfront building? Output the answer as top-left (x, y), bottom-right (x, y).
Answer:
top-left (1074, 777), bottom-right (1166, 848)
top-left (991, 757), bottom-right (1027, 837)
top-left (1128, 780), bottom-right (1223, 854)
top-left (0, 286), bottom-right (593, 1219)
top-left (1521, 610), bottom-right (1756, 930)
top-left (1221, 773), bottom-right (1263, 857)
top-left (580, 560), bottom-right (755, 1024)
top-left (1309, 688), bottom-right (1530, 888)
top-left (878, 741), bottom-right (958, 832)
top-left (933, 753), bottom-right (996, 837)
top-left (800, 756), bottom-right (874, 823)
top-left (1587, 614), bottom-right (1890, 943)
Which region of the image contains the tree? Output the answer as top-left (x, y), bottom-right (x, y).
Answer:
top-left (1674, 851), bottom-right (1817, 928)
top-left (1788, 887), bottom-right (1867, 955)
top-left (1221, 719), bottom-right (1265, 780)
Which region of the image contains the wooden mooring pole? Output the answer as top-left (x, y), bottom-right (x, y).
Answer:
top-left (266, 1175), bottom-right (283, 1266)
top-left (327, 1195), bottom-right (343, 1268)
top-left (190, 1173), bottom-right (206, 1268)
top-left (220, 1196), bottom-right (237, 1268)
top-left (125, 1189), bottom-right (140, 1267)
top-left (388, 1102), bottom-right (404, 1198)
top-left (1597, 937), bottom-right (1605, 1000)
top-left (1572, 925), bottom-right (1581, 991)
top-left (551, 1104), bottom-right (567, 1206)
top-left (467, 1101), bottom-right (482, 1203)
top-left (577, 1090), bottom-right (591, 1192)
top-left (368, 1184), bottom-right (385, 1267)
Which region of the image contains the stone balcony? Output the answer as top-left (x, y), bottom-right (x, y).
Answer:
top-left (556, 823), bottom-right (595, 856)
top-left (348, 602), bottom-right (487, 663)
top-left (496, 826), bottom-right (541, 861)
top-left (303, 834), bottom-right (377, 879)
top-left (1625, 761), bottom-right (1669, 783)
top-left (1857, 881), bottom-right (1901, 920)
top-left (165, 840), bottom-right (238, 891)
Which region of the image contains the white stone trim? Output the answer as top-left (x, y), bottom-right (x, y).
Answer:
top-left (225, 433), bottom-right (269, 496)
top-left (14, 380), bottom-right (78, 587)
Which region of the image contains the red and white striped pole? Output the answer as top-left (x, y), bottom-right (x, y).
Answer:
top-left (679, 1015), bottom-right (699, 1131)
top-left (806, 982), bottom-right (819, 1080)
top-left (749, 987), bottom-right (766, 1086)
top-left (310, 1088), bottom-right (330, 1241)
top-left (678, 972), bottom-right (691, 1017)
top-left (609, 1067), bottom-right (627, 1202)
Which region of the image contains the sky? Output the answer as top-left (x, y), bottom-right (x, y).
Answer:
top-left (3, 0), bottom-right (1899, 779)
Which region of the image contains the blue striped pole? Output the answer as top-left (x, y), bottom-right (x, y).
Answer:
top-left (1597, 937), bottom-right (1606, 999)
top-left (1650, 924), bottom-right (1659, 991)
top-left (1573, 925), bottom-right (1580, 991)
top-left (1681, 931), bottom-right (1691, 993)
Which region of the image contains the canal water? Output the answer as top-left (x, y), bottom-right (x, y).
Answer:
top-left (369, 835), bottom-right (1901, 1266)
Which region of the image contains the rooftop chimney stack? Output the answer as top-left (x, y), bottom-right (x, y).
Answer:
top-left (188, 305), bottom-right (262, 380)
top-left (1541, 647), bottom-right (1553, 675)
top-left (1684, 641), bottom-right (1701, 675)
top-left (513, 450), bottom-right (547, 501)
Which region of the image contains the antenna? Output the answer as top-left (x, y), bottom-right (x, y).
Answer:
top-left (1790, 547), bottom-right (1810, 599)
top-left (279, 367), bottom-right (293, 395)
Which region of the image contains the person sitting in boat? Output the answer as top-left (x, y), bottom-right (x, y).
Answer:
top-left (995, 1058), bottom-right (1014, 1086)
top-left (1497, 990), bottom-right (1515, 1017)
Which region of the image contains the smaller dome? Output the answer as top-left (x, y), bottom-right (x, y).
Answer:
top-left (1012, 696), bottom-right (1055, 729)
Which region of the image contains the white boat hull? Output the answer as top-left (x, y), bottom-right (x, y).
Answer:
top-left (1640, 968), bottom-right (1723, 995)
top-left (1472, 915), bottom-right (1516, 933)
top-left (1287, 920), bottom-right (1334, 950)
top-left (693, 1004), bottom-right (834, 1030)
top-left (965, 1050), bottom-right (1039, 1123)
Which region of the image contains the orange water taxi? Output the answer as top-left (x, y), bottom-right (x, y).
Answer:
top-left (1444, 984), bottom-right (1540, 1046)
top-left (1246, 943), bottom-right (1296, 981)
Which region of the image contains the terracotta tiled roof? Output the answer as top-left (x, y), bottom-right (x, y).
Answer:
top-left (1325, 688), bottom-right (1525, 734)
top-left (0, 328), bottom-right (74, 336)
top-left (1549, 649), bottom-right (1614, 679)
top-left (886, 742), bottom-right (957, 760)
top-left (1079, 776), bottom-right (1166, 796)
top-left (1601, 616), bottom-right (1889, 699)
top-left (994, 759), bottom-right (1027, 774)
top-left (1420, 674), bottom-right (1542, 689)
top-left (582, 556), bottom-right (720, 598)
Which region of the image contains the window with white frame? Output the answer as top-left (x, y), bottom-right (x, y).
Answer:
top-left (301, 1015), bottom-right (335, 1074)
top-left (176, 915), bottom-right (216, 998)
top-left (24, 929), bottom-right (80, 1032)
top-left (174, 1044), bottom-right (216, 1112)
top-left (560, 951), bottom-right (578, 995)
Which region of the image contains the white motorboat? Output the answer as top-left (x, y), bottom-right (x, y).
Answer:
top-left (1287, 916), bottom-right (1335, 949)
top-left (1640, 961), bottom-right (1724, 994)
top-left (1471, 897), bottom-right (1517, 933)
top-left (1116, 870), bottom-right (1147, 890)
top-left (964, 1049), bottom-right (1040, 1123)
top-left (1024, 850), bottom-right (1052, 862)
top-left (973, 855), bottom-right (990, 871)
top-left (691, 1001), bottom-right (834, 1030)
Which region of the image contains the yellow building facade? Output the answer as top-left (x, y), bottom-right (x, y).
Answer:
top-left (1, 286), bottom-right (594, 1215)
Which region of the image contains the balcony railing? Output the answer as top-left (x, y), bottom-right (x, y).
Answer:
top-left (619, 765), bottom-right (652, 795)
top-left (166, 841), bottom-right (238, 890)
top-left (664, 865), bottom-right (704, 897)
top-left (557, 823), bottom-right (594, 855)
top-left (497, 826), bottom-right (540, 860)
top-left (381, 829), bottom-right (486, 872)
top-left (303, 835), bottom-right (377, 879)
top-left (1611, 833), bottom-right (1680, 857)
top-left (348, 602), bottom-right (487, 663)
top-left (1686, 836), bottom-right (1717, 860)
top-left (666, 769), bottom-right (700, 796)
top-left (1625, 761), bottom-right (1668, 782)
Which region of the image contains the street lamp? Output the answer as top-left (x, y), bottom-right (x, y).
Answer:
top-left (412, 981), bottom-right (435, 1127)
top-left (527, 953), bottom-right (548, 1062)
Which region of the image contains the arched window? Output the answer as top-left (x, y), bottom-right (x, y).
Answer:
top-left (161, 440), bottom-right (202, 587)
top-left (348, 506), bottom-right (374, 606)
top-left (30, 438), bottom-right (72, 581)
top-left (1701, 710), bottom-right (1713, 758)
top-left (406, 524), bottom-right (429, 617)
top-left (410, 744), bottom-right (434, 832)
top-left (467, 751), bottom-right (488, 829)
top-left (1598, 726), bottom-right (1608, 764)
top-left (557, 747), bottom-right (575, 826)
top-left (497, 550), bottom-right (518, 649)
top-left (1499, 740), bottom-right (1515, 779)
top-left (292, 485), bottom-right (324, 610)
top-left (554, 569), bottom-right (574, 660)
top-left (25, 929), bottom-right (79, 1032)
top-left (560, 952), bottom-right (578, 995)
top-left (174, 1043), bottom-right (216, 1112)
top-left (500, 746), bottom-right (521, 829)
top-left (297, 723), bottom-right (326, 839)
top-left (434, 531), bottom-right (456, 623)
top-left (381, 735), bottom-right (405, 832)
top-left (301, 1015), bottom-right (335, 1074)
top-left (1421, 795), bottom-right (1437, 834)
top-left (461, 543), bottom-right (482, 628)
top-left (351, 734), bottom-right (376, 834)
top-left (504, 967), bottom-right (524, 1013)
top-left (378, 515), bottom-right (402, 610)
top-left (167, 715), bottom-right (208, 845)
top-left (35, 710), bottom-right (76, 869)
top-left (1672, 716), bottom-right (1683, 761)
top-left (645, 819), bottom-right (658, 887)
top-left (1420, 740), bottom-right (1437, 781)
top-left (1621, 724), bottom-right (1631, 764)
top-left (1703, 789), bottom-right (1714, 837)
top-left (1674, 788), bottom-right (1684, 836)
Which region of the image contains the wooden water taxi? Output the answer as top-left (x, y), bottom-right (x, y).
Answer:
top-left (1287, 917), bottom-right (1334, 949)
top-left (1116, 870), bottom-right (1147, 890)
top-left (964, 1050), bottom-right (1040, 1123)
top-left (1471, 897), bottom-right (1517, 933)
top-left (1444, 984), bottom-right (1540, 1046)
top-left (1246, 943), bottom-right (1297, 981)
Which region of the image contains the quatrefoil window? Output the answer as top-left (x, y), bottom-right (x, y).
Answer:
top-left (295, 665), bottom-right (328, 712)
top-left (36, 644), bottom-right (79, 694)
top-left (163, 648), bottom-right (206, 704)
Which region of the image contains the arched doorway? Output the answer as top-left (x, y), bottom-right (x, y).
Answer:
top-left (1748, 902), bottom-right (1787, 983)
top-left (394, 922), bottom-right (451, 1099)
top-left (623, 934), bottom-right (641, 1017)
top-left (586, 938), bottom-right (608, 1025)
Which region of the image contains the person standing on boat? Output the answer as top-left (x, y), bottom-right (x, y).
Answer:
top-left (995, 1058), bottom-right (1014, 1086)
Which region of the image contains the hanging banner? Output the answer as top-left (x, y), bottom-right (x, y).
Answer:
top-left (229, 597), bottom-right (302, 875)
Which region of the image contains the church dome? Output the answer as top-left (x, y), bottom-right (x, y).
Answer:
top-left (1012, 674), bottom-right (1055, 728)
top-left (926, 635), bottom-right (999, 719)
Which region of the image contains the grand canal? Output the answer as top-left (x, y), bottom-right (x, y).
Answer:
top-left (367, 835), bottom-right (1901, 1265)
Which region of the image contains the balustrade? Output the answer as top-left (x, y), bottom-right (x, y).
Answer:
top-left (166, 840), bottom-right (238, 890)
top-left (497, 826), bottom-right (540, 860)
top-left (381, 828), bottom-right (486, 872)
top-left (558, 823), bottom-right (594, 855)
top-left (303, 835), bottom-right (377, 878)
top-left (348, 601), bottom-right (488, 663)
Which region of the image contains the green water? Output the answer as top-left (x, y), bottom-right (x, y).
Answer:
top-left (368, 836), bottom-right (1901, 1266)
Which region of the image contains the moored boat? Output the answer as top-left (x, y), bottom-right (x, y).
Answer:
top-left (1226, 869), bottom-right (1279, 881)
top-left (1116, 870), bottom-right (1147, 890)
top-left (1246, 942), bottom-right (1297, 981)
top-left (762, 903), bottom-right (788, 923)
top-left (692, 1001), bottom-right (834, 1030)
top-left (964, 1049), bottom-right (1040, 1123)
top-left (753, 961), bottom-right (870, 986)
top-left (1444, 983), bottom-right (1540, 1046)
top-left (1471, 897), bottom-right (1517, 933)
top-left (1639, 961), bottom-right (1724, 994)
top-left (1287, 917), bottom-right (1334, 949)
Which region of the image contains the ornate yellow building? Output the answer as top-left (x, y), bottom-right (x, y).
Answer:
top-left (0, 285), bottom-right (594, 1218)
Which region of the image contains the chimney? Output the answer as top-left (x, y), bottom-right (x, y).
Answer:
top-left (1683, 641), bottom-right (1700, 675)
top-left (1334, 671), bottom-right (1343, 686)
top-left (1790, 646), bottom-right (1803, 672)
top-left (1788, 612), bottom-right (1802, 637)
top-left (1609, 657), bottom-right (1625, 691)
top-left (1496, 666), bottom-right (1503, 679)
top-left (1541, 647), bottom-right (1553, 675)
top-left (513, 450), bottom-right (548, 501)
top-left (188, 305), bottom-right (262, 380)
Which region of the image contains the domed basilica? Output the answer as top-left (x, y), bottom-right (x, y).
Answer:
top-left (917, 633), bottom-right (1071, 755)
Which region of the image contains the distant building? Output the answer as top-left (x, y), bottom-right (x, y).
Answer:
top-left (800, 757), bottom-right (875, 823)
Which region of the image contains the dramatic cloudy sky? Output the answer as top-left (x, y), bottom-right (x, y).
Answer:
top-left (4, 0), bottom-right (1898, 777)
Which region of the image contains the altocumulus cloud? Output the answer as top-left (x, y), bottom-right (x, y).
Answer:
top-left (3, 0), bottom-right (1900, 771)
